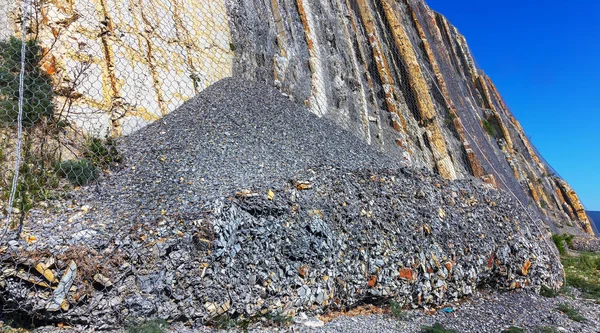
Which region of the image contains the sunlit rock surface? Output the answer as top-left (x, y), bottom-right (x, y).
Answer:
top-left (1, 0), bottom-right (593, 234)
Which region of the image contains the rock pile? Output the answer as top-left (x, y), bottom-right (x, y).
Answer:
top-left (570, 236), bottom-right (600, 253)
top-left (0, 79), bottom-right (562, 329)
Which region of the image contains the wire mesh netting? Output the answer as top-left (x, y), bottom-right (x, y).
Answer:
top-left (1, 0), bottom-right (233, 229)
top-left (0, 0), bottom-right (236, 326)
top-left (0, 0), bottom-right (579, 329)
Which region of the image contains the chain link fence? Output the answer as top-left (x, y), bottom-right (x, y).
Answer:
top-left (1, 0), bottom-right (233, 233)
top-left (0, 0), bottom-right (235, 327)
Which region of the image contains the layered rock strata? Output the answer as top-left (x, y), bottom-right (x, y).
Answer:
top-left (1, 0), bottom-right (591, 234)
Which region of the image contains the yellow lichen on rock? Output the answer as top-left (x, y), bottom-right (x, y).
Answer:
top-left (381, 0), bottom-right (456, 180)
top-left (356, 0), bottom-right (408, 136)
top-left (556, 179), bottom-right (594, 234)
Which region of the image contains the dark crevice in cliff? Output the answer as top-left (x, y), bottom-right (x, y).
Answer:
top-left (347, 0), bottom-right (390, 124)
top-left (434, 13), bottom-right (462, 78)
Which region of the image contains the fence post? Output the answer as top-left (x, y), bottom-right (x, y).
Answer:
top-left (1, 0), bottom-right (31, 241)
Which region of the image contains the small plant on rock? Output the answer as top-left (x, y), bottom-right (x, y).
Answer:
top-left (390, 300), bottom-right (410, 320)
top-left (557, 302), bottom-right (586, 322)
top-left (0, 37), bottom-right (54, 127)
top-left (532, 326), bottom-right (560, 333)
top-left (421, 322), bottom-right (458, 333)
top-left (211, 314), bottom-right (239, 330)
top-left (263, 312), bottom-right (294, 326)
top-left (83, 136), bottom-right (121, 169)
top-left (552, 234), bottom-right (573, 255)
top-left (502, 327), bottom-right (524, 333)
top-left (482, 119), bottom-right (496, 136)
top-left (126, 318), bottom-right (168, 333)
top-left (540, 285), bottom-right (559, 298)
top-left (55, 159), bottom-right (99, 186)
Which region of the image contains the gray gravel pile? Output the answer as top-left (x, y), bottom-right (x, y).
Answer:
top-left (292, 290), bottom-right (600, 333)
top-left (104, 77), bottom-right (404, 217)
top-left (570, 236), bottom-right (600, 253)
top-left (0, 78), bottom-right (562, 330)
top-left (30, 290), bottom-right (600, 332)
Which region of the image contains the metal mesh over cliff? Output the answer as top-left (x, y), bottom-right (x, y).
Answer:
top-left (0, 0), bottom-right (592, 329)
top-left (1, 0), bottom-right (593, 238)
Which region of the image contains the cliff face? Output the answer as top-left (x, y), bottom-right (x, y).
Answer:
top-left (1, 0), bottom-right (592, 235)
top-left (226, 0), bottom-right (593, 235)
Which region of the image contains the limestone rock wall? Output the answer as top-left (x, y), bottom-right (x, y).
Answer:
top-left (3, 0), bottom-right (234, 136)
top-left (1, 0), bottom-right (593, 235)
top-left (226, 0), bottom-right (593, 235)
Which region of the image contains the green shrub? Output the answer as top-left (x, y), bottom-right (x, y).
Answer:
top-left (557, 302), bottom-right (586, 322)
top-left (263, 312), bottom-right (294, 325)
top-left (56, 159), bottom-right (99, 186)
top-left (566, 275), bottom-right (600, 299)
top-left (532, 327), bottom-right (560, 333)
top-left (540, 285), bottom-right (559, 298)
top-left (83, 136), bottom-right (121, 169)
top-left (564, 234), bottom-right (574, 247)
top-left (126, 319), bottom-right (168, 333)
top-left (1, 139), bottom-right (62, 229)
top-left (563, 252), bottom-right (600, 300)
top-left (502, 327), bottom-right (524, 333)
top-left (552, 234), bottom-right (567, 255)
top-left (390, 300), bottom-right (410, 320)
top-left (552, 234), bottom-right (574, 255)
top-left (211, 314), bottom-right (238, 330)
top-left (421, 322), bottom-right (458, 333)
top-left (209, 311), bottom-right (293, 331)
top-left (0, 37), bottom-right (54, 127)
top-left (482, 120), bottom-right (495, 136)
top-left (579, 254), bottom-right (600, 271)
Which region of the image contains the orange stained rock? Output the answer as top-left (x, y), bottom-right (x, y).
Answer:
top-left (557, 179), bottom-right (594, 235)
top-left (298, 265), bottom-right (308, 277)
top-left (367, 275), bottom-right (377, 287)
top-left (554, 187), bottom-right (576, 220)
top-left (465, 145), bottom-right (485, 178)
top-left (444, 262), bottom-right (452, 272)
top-left (399, 268), bottom-right (414, 280)
top-left (482, 174), bottom-right (497, 188)
top-left (409, 4), bottom-right (485, 180)
top-left (522, 259), bottom-right (532, 276)
top-left (380, 0), bottom-right (457, 180)
top-left (475, 75), bottom-right (515, 153)
top-left (528, 182), bottom-right (540, 203)
top-left (355, 0), bottom-right (408, 135)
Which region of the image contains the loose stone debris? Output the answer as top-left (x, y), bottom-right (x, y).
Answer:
top-left (0, 79), bottom-right (563, 330)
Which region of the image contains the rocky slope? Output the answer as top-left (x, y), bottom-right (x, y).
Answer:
top-left (0, 79), bottom-right (562, 328)
top-left (0, 0), bottom-right (593, 235)
top-left (226, 0), bottom-right (594, 236)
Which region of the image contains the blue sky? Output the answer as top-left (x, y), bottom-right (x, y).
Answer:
top-left (426, 0), bottom-right (600, 210)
